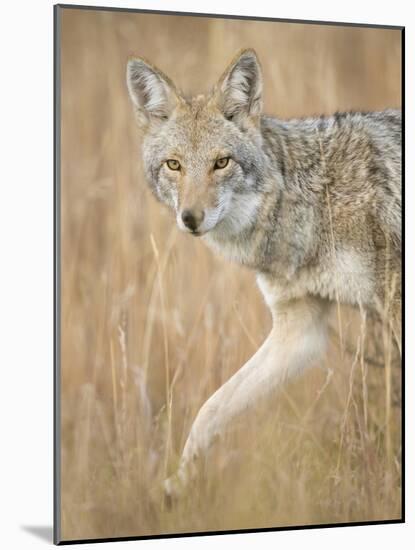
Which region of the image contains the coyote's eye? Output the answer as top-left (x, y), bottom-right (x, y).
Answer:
top-left (214, 157), bottom-right (230, 170)
top-left (166, 159), bottom-right (181, 171)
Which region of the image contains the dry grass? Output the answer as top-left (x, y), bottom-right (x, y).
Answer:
top-left (58, 8), bottom-right (402, 541)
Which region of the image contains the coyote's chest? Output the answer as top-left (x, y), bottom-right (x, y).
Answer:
top-left (257, 248), bottom-right (375, 310)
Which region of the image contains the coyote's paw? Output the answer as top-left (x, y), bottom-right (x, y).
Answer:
top-left (163, 473), bottom-right (185, 509)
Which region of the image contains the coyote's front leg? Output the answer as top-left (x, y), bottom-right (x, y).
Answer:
top-left (164, 296), bottom-right (329, 500)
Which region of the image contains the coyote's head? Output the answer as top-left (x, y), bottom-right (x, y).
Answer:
top-left (127, 49), bottom-right (265, 238)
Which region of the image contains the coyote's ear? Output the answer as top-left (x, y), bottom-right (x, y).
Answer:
top-left (214, 49), bottom-right (263, 123)
top-left (126, 57), bottom-right (180, 128)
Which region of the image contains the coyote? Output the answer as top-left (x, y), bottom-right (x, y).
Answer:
top-left (126, 49), bottom-right (401, 498)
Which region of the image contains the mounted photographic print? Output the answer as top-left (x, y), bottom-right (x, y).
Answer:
top-left (54, 4), bottom-right (404, 544)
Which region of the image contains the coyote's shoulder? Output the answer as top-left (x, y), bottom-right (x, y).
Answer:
top-left (248, 109), bottom-right (401, 311)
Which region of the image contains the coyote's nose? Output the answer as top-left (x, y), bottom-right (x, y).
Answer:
top-left (181, 209), bottom-right (204, 232)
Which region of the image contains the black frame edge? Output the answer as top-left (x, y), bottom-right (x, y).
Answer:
top-left (55, 3), bottom-right (404, 30)
top-left (400, 25), bottom-right (405, 524)
top-left (53, 3), bottom-right (62, 546)
top-left (58, 519), bottom-right (404, 546)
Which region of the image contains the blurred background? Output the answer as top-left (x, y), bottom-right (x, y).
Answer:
top-left (59, 7), bottom-right (402, 541)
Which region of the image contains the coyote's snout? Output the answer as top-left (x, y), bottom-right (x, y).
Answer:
top-left (127, 49), bottom-right (401, 500)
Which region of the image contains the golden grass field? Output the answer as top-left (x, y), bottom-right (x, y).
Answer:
top-left (58, 7), bottom-right (402, 541)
